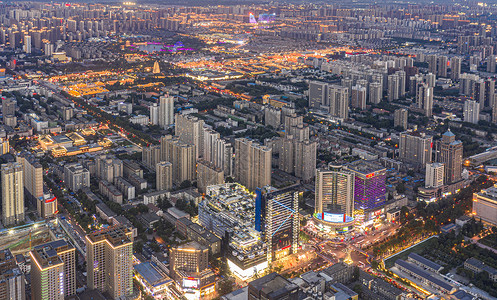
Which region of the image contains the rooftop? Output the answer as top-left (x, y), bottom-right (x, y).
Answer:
top-left (134, 262), bottom-right (172, 288)
top-left (408, 253), bottom-right (442, 271)
top-left (87, 225), bottom-right (132, 247)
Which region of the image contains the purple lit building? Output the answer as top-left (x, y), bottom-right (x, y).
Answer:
top-left (344, 160), bottom-right (387, 222)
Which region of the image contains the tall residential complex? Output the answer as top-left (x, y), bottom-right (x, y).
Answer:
top-left (417, 83), bottom-right (434, 117)
top-left (95, 154), bottom-right (123, 183)
top-left (463, 99), bottom-right (480, 124)
top-left (277, 136), bottom-right (317, 182)
top-left (86, 226), bottom-right (133, 299)
top-left (203, 128), bottom-right (233, 176)
top-left (450, 56), bottom-right (462, 81)
top-left (161, 135), bottom-right (197, 184)
top-left (425, 163), bottom-right (444, 188)
top-left (328, 85), bottom-right (349, 119)
top-left (30, 240), bottom-right (76, 300)
top-left (175, 113), bottom-right (204, 159)
top-left (63, 163), bottom-right (90, 192)
top-left (0, 249), bottom-right (25, 300)
top-left (196, 160), bottom-right (224, 193)
top-left (435, 130), bottom-right (463, 184)
top-left (255, 186), bottom-right (299, 264)
top-left (159, 95), bottom-right (174, 129)
top-left (1, 162), bottom-right (24, 226)
top-left (234, 138), bottom-right (271, 191)
top-left (399, 131), bottom-right (433, 167)
top-left (394, 108), bottom-right (408, 130)
top-left (156, 161), bottom-right (172, 191)
top-left (315, 166), bottom-right (355, 218)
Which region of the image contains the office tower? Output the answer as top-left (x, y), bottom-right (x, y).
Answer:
top-left (485, 79), bottom-right (495, 109)
top-left (394, 108), bottom-right (408, 130)
top-left (175, 114), bottom-right (204, 159)
top-left (437, 56), bottom-right (448, 77)
top-left (426, 54), bottom-right (438, 74)
top-left (399, 131), bottom-right (433, 166)
top-left (343, 160), bottom-right (387, 220)
top-left (161, 135), bottom-right (196, 184)
top-left (156, 161), bottom-right (172, 191)
top-left (63, 163), bottom-right (90, 192)
top-left (0, 249), bottom-right (25, 300)
top-left (96, 155), bottom-right (123, 184)
top-left (464, 100), bottom-right (480, 124)
top-left (142, 144), bottom-right (161, 169)
top-left (388, 74), bottom-right (400, 101)
top-left (30, 240), bottom-right (76, 300)
top-left (450, 57), bottom-right (462, 81)
top-left (169, 242), bottom-right (214, 291)
top-left (369, 82), bottom-right (382, 104)
top-left (315, 166), bottom-right (354, 218)
top-left (150, 103), bottom-right (159, 125)
top-left (473, 184), bottom-right (497, 226)
top-left (2, 97), bottom-right (15, 117)
top-left (159, 95), bottom-right (174, 129)
top-left (425, 163), bottom-right (444, 188)
top-left (417, 83), bottom-right (433, 117)
top-left (351, 85), bottom-right (367, 110)
top-left (23, 35), bottom-right (31, 54)
top-left (1, 162), bottom-right (24, 226)
top-left (488, 55), bottom-right (497, 73)
top-left (255, 186), bottom-right (299, 264)
top-left (86, 226), bottom-right (133, 299)
top-left (248, 273), bottom-right (299, 300)
top-left (436, 130), bottom-right (463, 184)
top-left (234, 138), bottom-right (271, 191)
top-left (264, 106), bottom-right (282, 129)
top-left (17, 152), bottom-right (43, 204)
top-left (309, 81), bottom-right (328, 109)
top-left (196, 160), bottom-right (224, 193)
top-left (328, 85), bottom-right (349, 119)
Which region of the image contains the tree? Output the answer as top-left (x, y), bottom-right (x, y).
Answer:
top-left (396, 182), bottom-right (406, 194)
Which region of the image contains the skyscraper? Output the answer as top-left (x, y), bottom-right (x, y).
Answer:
top-left (30, 240), bottom-right (76, 300)
top-left (234, 138), bottom-right (271, 191)
top-left (255, 186), bottom-right (299, 264)
top-left (464, 99), bottom-right (480, 124)
top-left (17, 152), bottom-right (43, 204)
top-left (149, 103), bottom-right (159, 125)
top-left (437, 55), bottom-right (448, 77)
top-left (368, 82), bottom-right (382, 104)
top-left (351, 85), bottom-right (367, 110)
top-left (86, 226), bottom-right (133, 299)
top-left (0, 249), bottom-right (25, 300)
top-left (425, 163), bottom-right (444, 188)
top-left (328, 85), bottom-right (349, 119)
top-left (417, 83), bottom-right (433, 117)
top-left (159, 95), bottom-right (174, 129)
top-left (1, 162), bottom-right (24, 226)
top-left (450, 56), bottom-right (462, 81)
top-left (388, 74), bottom-right (400, 101)
top-left (175, 114), bottom-right (204, 159)
top-left (399, 131), bottom-right (433, 167)
top-left (394, 108), bottom-right (408, 130)
top-left (156, 161), bottom-right (172, 191)
top-left (436, 130), bottom-right (463, 184)
top-left (315, 166), bottom-right (355, 218)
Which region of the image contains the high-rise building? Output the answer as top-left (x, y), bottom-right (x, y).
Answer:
top-left (388, 74), bottom-right (400, 101)
top-left (161, 135), bottom-right (196, 184)
top-left (308, 81), bottom-right (328, 109)
top-left (394, 108), bottom-right (408, 130)
top-left (488, 55), bottom-right (497, 73)
top-left (425, 163), bottom-right (444, 188)
top-left (196, 160), bottom-right (224, 193)
top-left (2, 98), bottom-right (15, 118)
top-left (17, 152), bottom-right (43, 204)
top-left (86, 226), bottom-right (133, 299)
top-left (277, 137), bottom-right (316, 182)
top-left (255, 186), bottom-right (299, 264)
top-left (343, 160), bottom-right (387, 221)
top-left (399, 131), bottom-right (433, 166)
top-left (464, 99), bottom-right (480, 124)
top-left (369, 82), bottom-right (382, 104)
top-left (450, 57), bottom-right (462, 81)
top-left (0, 249), bottom-right (25, 300)
top-left (1, 162), bottom-right (24, 226)
top-left (175, 114), bottom-right (204, 159)
top-left (23, 35), bottom-right (31, 54)
top-left (265, 106), bottom-right (281, 128)
top-left (202, 129), bottom-right (233, 176)
top-left (30, 240), bottom-right (76, 300)
top-left (156, 161), bottom-right (172, 191)
top-left (437, 55), bottom-right (448, 77)
top-left (142, 144), bottom-right (161, 169)
top-left (435, 130), bottom-right (463, 184)
top-left (426, 54), bottom-right (438, 74)
top-left (159, 95), bottom-right (174, 129)
top-left (485, 79), bottom-right (495, 109)
top-left (96, 155), bottom-right (123, 184)
top-left (234, 138), bottom-right (271, 191)
top-left (63, 163), bottom-right (90, 192)
top-left (417, 83), bottom-right (433, 117)
top-left (328, 85), bottom-right (349, 119)
top-left (149, 103), bottom-right (159, 125)
top-left (315, 166), bottom-right (355, 217)
top-left (473, 184), bottom-right (497, 226)
top-left (351, 85), bottom-right (366, 110)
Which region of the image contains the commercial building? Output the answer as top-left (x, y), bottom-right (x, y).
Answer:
top-left (0, 249), bottom-right (25, 300)
top-left (425, 163), bottom-right (444, 189)
top-left (473, 184), bottom-right (497, 226)
top-left (134, 262), bottom-right (173, 298)
top-left (234, 138), bottom-right (271, 191)
top-left (63, 163), bottom-right (90, 192)
top-left (86, 225), bottom-right (133, 299)
top-left (343, 160), bottom-right (387, 222)
top-left (248, 272), bottom-right (299, 300)
top-left (199, 184), bottom-right (267, 280)
top-left (435, 130), bottom-right (463, 184)
top-left (399, 131), bottom-right (432, 167)
top-left (37, 191), bottom-right (58, 218)
top-left (156, 161), bottom-right (173, 191)
top-left (407, 253), bottom-right (443, 273)
top-left (30, 240), bottom-right (76, 300)
top-left (255, 186), bottom-right (299, 264)
top-left (1, 162), bottom-right (24, 226)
